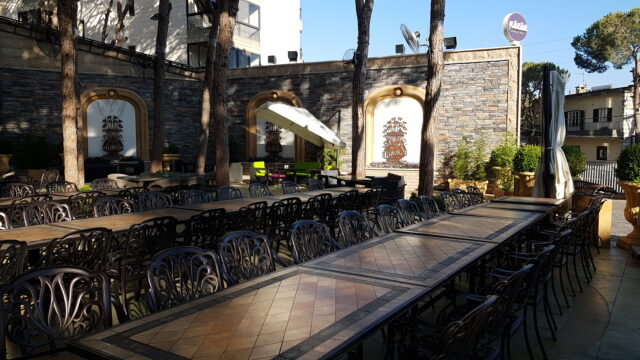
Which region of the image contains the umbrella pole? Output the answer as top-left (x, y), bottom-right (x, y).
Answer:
top-left (542, 66), bottom-right (554, 198)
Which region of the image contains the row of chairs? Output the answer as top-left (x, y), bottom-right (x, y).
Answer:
top-left (441, 185), bottom-right (485, 212)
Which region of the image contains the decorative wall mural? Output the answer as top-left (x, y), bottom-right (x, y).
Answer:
top-left (102, 116), bottom-right (124, 158)
top-left (264, 121), bottom-right (283, 161)
top-left (371, 97), bottom-right (422, 168)
top-left (382, 117), bottom-right (408, 165)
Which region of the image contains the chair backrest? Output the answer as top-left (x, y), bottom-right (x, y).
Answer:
top-left (441, 191), bottom-right (462, 212)
top-left (146, 246), bottom-right (223, 313)
top-left (419, 195), bottom-right (441, 219)
top-left (397, 199), bottom-right (425, 226)
top-left (303, 193), bottom-right (332, 221)
top-left (45, 228), bottom-right (114, 271)
top-left (162, 186), bottom-right (190, 206)
top-left (338, 210), bottom-right (377, 247)
top-left (184, 209), bottom-right (227, 249)
top-left (93, 196), bottom-right (135, 217)
top-left (218, 231), bottom-right (274, 285)
top-left (331, 190), bottom-right (359, 215)
top-left (593, 185), bottom-right (616, 199)
top-left (290, 220), bottom-right (339, 264)
top-left (2, 175), bottom-right (34, 186)
top-left (138, 191), bottom-right (174, 211)
top-left (253, 161), bottom-right (267, 179)
top-left (307, 178), bottom-right (325, 191)
top-left (4, 183), bottom-right (35, 198)
top-left (466, 185), bottom-right (485, 205)
top-left (249, 183), bottom-right (273, 198)
top-left (39, 169), bottom-right (59, 189)
top-left (0, 267), bottom-right (111, 357)
top-left (69, 191), bottom-right (106, 219)
top-left (217, 186), bottom-right (243, 201)
top-left (281, 181), bottom-right (301, 195)
top-left (90, 178), bottom-right (119, 191)
top-left (22, 201), bottom-right (72, 226)
top-left (0, 240), bottom-right (26, 286)
top-left (0, 212), bottom-right (10, 230)
top-left (376, 204), bottom-right (400, 235)
top-left (451, 188), bottom-right (473, 208)
top-left (356, 187), bottom-right (383, 213)
top-left (267, 197), bottom-right (302, 239)
top-left (8, 194), bottom-right (53, 227)
top-left (182, 189), bottom-right (212, 205)
top-left (117, 187), bottom-right (149, 210)
top-left (233, 201), bottom-right (268, 233)
top-left (46, 180), bottom-right (78, 193)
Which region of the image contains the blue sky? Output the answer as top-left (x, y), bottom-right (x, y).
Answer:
top-left (300, 1), bottom-right (636, 93)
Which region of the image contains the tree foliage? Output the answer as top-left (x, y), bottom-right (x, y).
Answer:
top-left (520, 62), bottom-right (569, 144)
top-left (561, 145), bottom-right (586, 176)
top-left (616, 143), bottom-right (640, 182)
top-left (513, 145), bottom-right (542, 173)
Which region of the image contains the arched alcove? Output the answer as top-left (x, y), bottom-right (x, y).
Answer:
top-left (246, 90), bottom-right (305, 162)
top-left (80, 88), bottom-right (149, 160)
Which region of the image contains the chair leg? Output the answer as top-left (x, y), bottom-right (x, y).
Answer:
top-left (543, 284), bottom-right (558, 335)
top-left (564, 257), bottom-right (577, 297)
top-left (532, 301), bottom-right (549, 360)
top-left (572, 255), bottom-right (583, 293)
top-left (550, 270), bottom-right (563, 315)
top-left (557, 265), bottom-right (570, 308)
top-left (580, 251), bottom-right (592, 282)
top-left (522, 306), bottom-right (535, 360)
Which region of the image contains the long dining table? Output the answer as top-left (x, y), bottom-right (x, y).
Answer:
top-left (68, 195), bottom-right (562, 359)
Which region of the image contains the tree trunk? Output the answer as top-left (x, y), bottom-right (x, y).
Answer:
top-left (633, 56), bottom-right (639, 144)
top-left (213, 0), bottom-right (239, 186)
top-left (150, 0), bottom-right (171, 173)
top-left (418, 0), bottom-right (446, 196)
top-left (57, 0), bottom-right (80, 185)
top-left (101, 0), bottom-right (114, 42)
top-left (113, 0), bottom-right (133, 46)
top-left (196, 5), bottom-right (220, 175)
top-left (351, 0), bottom-right (374, 179)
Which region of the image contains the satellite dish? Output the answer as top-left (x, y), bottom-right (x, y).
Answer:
top-left (35, 30), bottom-right (60, 58)
top-left (342, 48), bottom-right (357, 65)
top-left (401, 24), bottom-right (421, 53)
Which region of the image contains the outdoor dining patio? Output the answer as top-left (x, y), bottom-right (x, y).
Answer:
top-left (0, 172), bottom-right (623, 360)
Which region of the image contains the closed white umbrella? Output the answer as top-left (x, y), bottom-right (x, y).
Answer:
top-left (255, 102), bottom-right (346, 149)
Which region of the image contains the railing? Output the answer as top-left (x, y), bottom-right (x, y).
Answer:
top-left (578, 161), bottom-right (623, 194)
top-left (187, 14), bottom-right (211, 30)
top-left (234, 22), bottom-right (259, 41)
top-left (566, 118), bottom-right (622, 134)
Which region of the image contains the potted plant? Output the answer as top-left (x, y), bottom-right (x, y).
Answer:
top-left (615, 143), bottom-right (640, 249)
top-left (512, 145), bottom-right (542, 197)
top-left (162, 144), bottom-right (181, 171)
top-left (562, 145), bottom-right (586, 179)
top-left (320, 148), bottom-right (340, 186)
top-left (0, 139), bottom-right (13, 172)
top-left (449, 137), bottom-right (489, 193)
top-left (487, 133), bottom-right (517, 197)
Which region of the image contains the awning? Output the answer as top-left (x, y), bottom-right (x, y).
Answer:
top-left (255, 102), bottom-right (346, 149)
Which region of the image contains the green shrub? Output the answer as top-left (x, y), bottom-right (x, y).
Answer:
top-left (452, 137), bottom-right (488, 181)
top-left (487, 134), bottom-right (518, 191)
top-left (562, 145), bottom-right (586, 176)
top-left (616, 143), bottom-right (640, 182)
top-left (79, 184), bottom-right (93, 192)
top-left (513, 145), bottom-right (542, 172)
top-left (321, 148), bottom-right (340, 170)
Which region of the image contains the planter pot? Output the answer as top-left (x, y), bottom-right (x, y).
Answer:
top-left (447, 178), bottom-right (488, 194)
top-left (0, 154), bottom-right (11, 172)
top-left (513, 172), bottom-right (536, 197)
top-left (321, 169), bottom-right (339, 185)
top-left (617, 181), bottom-right (640, 250)
top-left (161, 154), bottom-right (180, 171)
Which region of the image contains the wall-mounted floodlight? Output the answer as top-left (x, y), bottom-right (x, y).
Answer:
top-left (444, 37), bottom-right (457, 50)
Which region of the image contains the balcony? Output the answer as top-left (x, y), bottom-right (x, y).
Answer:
top-left (187, 14), bottom-right (211, 30)
top-left (234, 22), bottom-right (259, 42)
top-left (566, 119), bottom-right (622, 137)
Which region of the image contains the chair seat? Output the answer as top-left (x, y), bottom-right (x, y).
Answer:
top-left (268, 174), bottom-right (286, 178)
top-left (286, 171), bottom-right (313, 177)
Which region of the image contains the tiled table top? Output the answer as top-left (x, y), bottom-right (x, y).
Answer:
top-left (452, 205), bottom-right (547, 221)
top-left (484, 202), bottom-right (556, 213)
top-left (0, 224), bottom-right (76, 248)
top-left (397, 214), bottom-right (535, 243)
top-left (302, 233), bottom-right (496, 288)
top-left (491, 196), bottom-right (566, 206)
top-left (51, 208), bottom-right (201, 232)
top-left (70, 267), bottom-right (425, 360)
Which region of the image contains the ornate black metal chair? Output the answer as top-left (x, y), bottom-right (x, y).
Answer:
top-left (146, 246), bottom-right (223, 313)
top-left (69, 191), bottom-right (106, 219)
top-left (218, 231), bottom-right (275, 285)
top-left (452, 187), bottom-right (473, 208)
top-left (90, 177), bottom-right (119, 191)
top-left (138, 191), bottom-right (174, 211)
top-left (2, 175), bottom-right (35, 193)
top-left (45, 180), bottom-right (78, 193)
top-left (183, 208), bottom-right (227, 250)
top-left (38, 169), bottom-right (59, 190)
top-left (0, 212), bottom-right (10, 230)
top-left (302, 193), bottom-right (332, 222)
top-left (232, 201), bottom-right (268, 234)
top-left (117, 216), bottom-right (177, 318)
top-left (466, 185), bottom-right (485, 205)
top-left (0, 240), bottom-right (26, 286)
top-left (375, 204), bottom-right (401, 235)
top-left (281, 180), bottom-right (301, 195)
top-left (182, 189), bottom-right (212, 205)
top-left (307, 178), bottom-right (325, 191)
top-left (45, 228), bottom-right (114, 271)
top-left (0, 267), bottom-right (112, 358)
top-left (338, 210), bottom-right (377, 247)
top-left (8, 194), bottom-right (52, 227)
top-left (118, 186), bottom-right (149, 209)
top-left (266, 197), bottom-right (302, 254)
top-left (249, 183), bottom-right (273, 198)
top-left (441, 191), bottom-right (462, 212)
top-left (356, 187), bottom-right (384, 220)
top-left (419, 195), bottom-right (441, 219)
top-left (327, 190), bottom-right (359, 235)
top-left (397, 199), bottom-right (425, 226)
top-left (217, 186), bottom-right (243, 201)
top-left (162, 186), bottom-right (190, 206)
top-left (3, 182), bottom-right (36, 198)
top-left (93, 196), bottom-right (135, 217)
top-left (189, 183), bottom-right (218, 202)
top-left (290, 220), bottom-right (339, 264)
top-left (22, 201), bottom-right (73, 227)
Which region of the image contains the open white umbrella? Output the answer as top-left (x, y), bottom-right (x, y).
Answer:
top-left (255, 102), bottom-right (346, 149)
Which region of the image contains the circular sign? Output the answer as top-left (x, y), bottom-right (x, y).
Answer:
top-left (503, 13), bottom-right (527, 44)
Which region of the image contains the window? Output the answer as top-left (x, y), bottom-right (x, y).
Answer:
top-left (18, 8), bottom-right (53, 27)
top-left (596, 146), bottom-right (608, 161)
top-left (592, 107), bottom-right (612, 123)
top-left (187, 42), bottom-right (208, 68)
top-left (565, 110), bottom-right (584, 129)
top-left (228, 47), bottom-right (261, 68)
top-left (237, 0), bottom-right (260, 28)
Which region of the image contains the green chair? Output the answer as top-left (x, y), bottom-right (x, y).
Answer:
top-left (286, 161), bottom-right (321, 183)
top-left (252, 161), bottom-right (268, 184)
